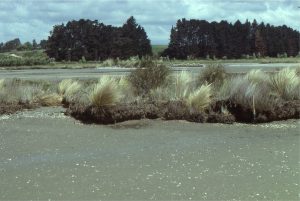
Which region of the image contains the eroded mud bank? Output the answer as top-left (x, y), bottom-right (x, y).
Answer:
top-left (66, 100), bottom-right (300, 124)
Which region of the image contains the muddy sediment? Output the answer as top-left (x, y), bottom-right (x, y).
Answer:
top-left (0, 103), bottom-right (37, 115)
top-left (223, 100), bottom-right (300, 123)
top-left (66, 100), bottom-right (300, 125)
top-left (66, 101), bottom-right (236, 125)
top-left (1, 99), bottom-right (298, 124)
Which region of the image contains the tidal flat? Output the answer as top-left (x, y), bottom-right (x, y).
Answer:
top-left (0, 107), bottom-right (299, 200)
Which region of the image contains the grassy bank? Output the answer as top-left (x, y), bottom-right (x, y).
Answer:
top-left (0, 50), bottom-right (299, 70)
top-left (1, 63), bottom-right (299, 124)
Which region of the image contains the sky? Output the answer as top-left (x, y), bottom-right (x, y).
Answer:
top-left (0, 0), bottom-right (299, 45)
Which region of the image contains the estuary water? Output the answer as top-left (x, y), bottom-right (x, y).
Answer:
top-left (0, 107), bottom-right (299, 200)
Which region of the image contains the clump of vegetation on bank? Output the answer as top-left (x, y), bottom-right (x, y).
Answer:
top-left (129, 59), bottom-right (170, 95)
top-left (66, 64), bottom-right (299, 124)
top-left (0, 51), bottom-right (50, 67)
top-left (0, 63), bottom-right (299, 124)
top-left (0, 79), bottom-right (61, 114)
top-left (89, 76), bottom-right (121, 107)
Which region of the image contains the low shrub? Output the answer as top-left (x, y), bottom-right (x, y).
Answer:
top-left (0, 53), bottom-right (50, 67)
top-left (129, 59), bottom-right (170, 95)
top-left (198, 64), bottom-right (226, 86)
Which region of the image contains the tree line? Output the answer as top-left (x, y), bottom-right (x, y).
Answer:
top-left (1, 17), bottom-right (299, 60)
top-left (46, 17), bottom-right (152, 61)
top-left (162, 19), bottom-right (300, 59)
top-left (0, 38), bottom-right (47, 52)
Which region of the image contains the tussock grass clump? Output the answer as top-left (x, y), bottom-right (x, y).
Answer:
top-left (129, 59), bottom-right (170, 95)
top-left (198, 64), bottom-right (226, 86)
top-left (218, 75), bottom-right (277, 112)
top-left (39, 93), bottom-right (62, 106)
top-left (89, 76), bottom-right (120, 107)
top-left (101, 59), bottom-right (115, 67)
top-left (0, 79), bottom-right (46, 105)
top-left (149, 87), bottom-right (174, 102)
top-left (246, 69), bottom-right (269, 84)
top-left (187, 84), bottom-right (212, 111)
top-left (64, 81), bottom-right (82, 103)
top-left (175, 71), bottom-right (193, 100)
top-left (57, 79), bottom-right (82, 104)
top-left (58, 79), bottom-right (74, 95)
top-left (0, 79), bottom-right (4, 90)
top-left (270, 68), bottom-right (300, 100)
top-left (118, 76), bottom-right (137, 103)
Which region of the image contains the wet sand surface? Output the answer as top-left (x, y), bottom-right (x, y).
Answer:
top-left (0, 107), bottom-right (299, 200)
top-left (0, 63), bottom-right (299, 80)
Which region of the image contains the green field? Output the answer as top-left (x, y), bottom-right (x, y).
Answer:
top-left (152, 45), bottom-right (168, 56)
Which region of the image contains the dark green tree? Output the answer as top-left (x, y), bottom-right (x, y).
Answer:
top-left (32, 39), bottom-right (38, 49)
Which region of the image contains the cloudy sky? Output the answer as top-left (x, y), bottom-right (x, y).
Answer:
top-left (0, 0), bottom-right (299, 44)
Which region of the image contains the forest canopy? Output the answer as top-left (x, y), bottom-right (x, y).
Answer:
top-left (162, 19), bottom-right (300, 59)
top-left (46, 16), bottom-right (152, 61)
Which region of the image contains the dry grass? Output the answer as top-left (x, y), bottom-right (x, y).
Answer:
top-left (101, 59), bottom-right (115, 67)
top-left (218, 75), bottom-right (278, 112)
top-left (64, 81), bottom-right (82, 103)
top-left (245, 69), bottom-right (268, 84)
top-left (175, 71), bottom-right (193, 100)
top-left (149, 87), bottom-right (174, 102)
top-left (89, 76), bottom-right (120, 107)
top-left (58, 79), bottom-right (74, 95)
top-left (129, 60), bottom-right (170, 95)
top-left (0, 79), bottom-right (46, 104)
top-left (118, 76), bottom-right (136, 103)
top-left (39, 93), bottom-right (62, 106)
top-left (187, 83), bottom-right (212, 111)
top-left (198, 64), bottom-right (226, 86)
top-left (57, 79), bottom-right (82, 103)
top-left (0, 79), bottom-right (4, 90)
top-left (270, 68), bottom-right (300, 100)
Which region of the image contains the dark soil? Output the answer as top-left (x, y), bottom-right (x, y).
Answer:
top-left (0, 103), bottom-right (37, 115)
top-left (66, 99), bottom-right (300, 125)
top-left (215, 100), bottom-right (300, 123)
top-left (66, 101), bottom-right (235, 125)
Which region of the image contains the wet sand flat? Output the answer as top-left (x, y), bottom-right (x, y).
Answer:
top-left (0, 108), bottom-right (299, 200)
top-left (0, 63), bottom-right (299, 80)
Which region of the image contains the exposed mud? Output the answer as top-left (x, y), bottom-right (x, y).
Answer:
top-left (66, 99), bottom-right (300, 125)
top-left (222, 100), bottom-right (300, 123)
top-left (0, 103), bottom-right (37, 115)
top-left (66, 101), bottom-right (235, 125)
top-left (1, 108), bottom-right (299, 200)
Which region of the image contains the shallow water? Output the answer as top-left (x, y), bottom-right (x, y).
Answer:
top-left (0, 108), bottom-right (299, 200)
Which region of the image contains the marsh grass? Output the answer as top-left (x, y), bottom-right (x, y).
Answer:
top-left (187, 84), bottom-right (212, 111)
top-left (89, 76), bottom-right (121, 107)
top-left (129, 60), bottom-right (170, 95)
top-left (175, 71), bottom-right (194, 100)
top-left (197, 64), bottom-right (227, 86)
top-left (0, 79), bottom-right (4, 90)
top-left (64, 81), bottom-right (82, 103)
top-left (270, 68), bottom-right (300, 100)
top-left (58, 79), bottom-right (74, 95)
top-left (39, 93), bottom-right (62, 106)
top-left (218, 74), bottom-right (278, 112)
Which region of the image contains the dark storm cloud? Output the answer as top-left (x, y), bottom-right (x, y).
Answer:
top-left (0, 0), bottom-right (299, 44)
